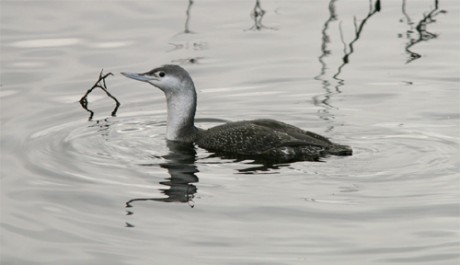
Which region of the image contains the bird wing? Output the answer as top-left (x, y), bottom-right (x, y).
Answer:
top-left (250, 119), bottom-right (333, 145)
top-left (195, 119), bottom-right (331, 155)
top-left (196, 121), bottom-right (293, 155)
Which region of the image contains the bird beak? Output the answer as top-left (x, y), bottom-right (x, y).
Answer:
top-left (121, 72), bottom-right (156, 82)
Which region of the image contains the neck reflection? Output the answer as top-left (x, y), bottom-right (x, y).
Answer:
top-left (126, 141), bottom-right (199, 209)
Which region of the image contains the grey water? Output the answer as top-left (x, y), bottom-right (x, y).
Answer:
top-left (1, 0), bottom-right (459, 264)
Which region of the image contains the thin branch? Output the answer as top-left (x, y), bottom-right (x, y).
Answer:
top-left (79, 69), bottom-right (119, 121)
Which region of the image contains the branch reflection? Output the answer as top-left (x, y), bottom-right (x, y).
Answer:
top-left (314, 0), bottom-right (340, 132)
top-left (168, 0), bottom-right (206, 64)
top-left (333, 0), bottom-right (381, 79)
top-left (401, 0), bottom-right (445, 63)
top-left (126, 141), bottom-right (199, 209)
top-left (88, 118), bottom-right (112, 141)
top-left (314, 0), bottom-right (381, 131)
top-left (247, 0), bottom-right (276, 31)
top-left (184, 0), bottom-right (194, 34)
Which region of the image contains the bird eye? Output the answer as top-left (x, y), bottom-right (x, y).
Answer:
top-left (158, 71), bottom-right (165, 77)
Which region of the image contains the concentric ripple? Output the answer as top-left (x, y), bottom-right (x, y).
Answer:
top-left (25, 115), bottom-right (459, 187)
top-left (346, 125), bottom-right (459, 182)
top-left (25, 114), bottom-right (171, 186)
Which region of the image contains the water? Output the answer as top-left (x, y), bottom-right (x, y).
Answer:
top-left (1, 0), bottom-right (459, 264)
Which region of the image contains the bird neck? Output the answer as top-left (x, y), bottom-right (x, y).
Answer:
top-left (165, 90), bottom-right (197, 141)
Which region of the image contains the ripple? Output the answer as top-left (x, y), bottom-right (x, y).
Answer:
top-left (11, 38), bottom-right (82, 48)
top-left (90, 41), bottom-right (133, 48)
top-left (345, 126), bottom-right (459, 182)
top-left (0, 89), bottom-right (19, 98)
top-left (25, 114), bottom-right (169, 186)
top-left (24, 109), bottom-right (460, 205)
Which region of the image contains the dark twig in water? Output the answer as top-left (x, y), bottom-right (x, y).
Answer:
top-left (79, 69), bottom-right (120, 121)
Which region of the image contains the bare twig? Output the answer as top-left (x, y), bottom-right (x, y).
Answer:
top-left (79, 69), bottom-right (120, 121)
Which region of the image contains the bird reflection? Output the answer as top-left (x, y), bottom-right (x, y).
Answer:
top-left (126, 141), bottom-right (199, 209)
top-left (401, 0), bottom-right (445, 63)
top-left (236, 162), bottom-right (289, 174)
top-left (314, 0), bottom-right (381, 131)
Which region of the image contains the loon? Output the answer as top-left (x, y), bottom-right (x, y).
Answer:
top-left (121, 64), bottom-right (352, 162)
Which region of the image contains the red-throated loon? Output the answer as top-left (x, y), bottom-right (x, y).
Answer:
top-left (121, 64), bottom-right (352, 162)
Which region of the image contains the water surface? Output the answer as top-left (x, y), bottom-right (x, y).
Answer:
top-left (1, 0), bottom-right (459, 264)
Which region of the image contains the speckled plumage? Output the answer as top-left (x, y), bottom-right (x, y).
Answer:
top-left (122, 65), bottom-right (352, 162)
top-left (195, 119), bottom-right (351, 162)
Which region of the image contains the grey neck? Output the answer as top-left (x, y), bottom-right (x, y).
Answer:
top-left (165, 89), bottom-right (197, 141)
